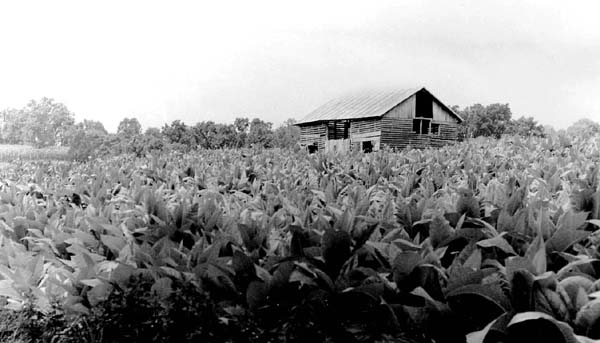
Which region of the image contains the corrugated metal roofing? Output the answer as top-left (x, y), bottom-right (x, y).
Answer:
top-left (297, 87), bottom-right (462, 124)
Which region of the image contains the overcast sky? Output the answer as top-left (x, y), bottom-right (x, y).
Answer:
top-left (1, 1), bottom-right (599, 132)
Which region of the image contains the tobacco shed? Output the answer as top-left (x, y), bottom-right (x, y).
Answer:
top-left (295, 87), bottom-right (463, 152)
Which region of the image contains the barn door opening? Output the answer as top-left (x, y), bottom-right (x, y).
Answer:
top-left (307, 143), bottom-right (318, 153)
top-left (412, 119), bottom-right (431, 134)
top-left (362, 141), bottom-right (373, 153)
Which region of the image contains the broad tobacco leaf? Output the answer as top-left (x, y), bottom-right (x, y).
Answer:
top-left (510, 269), bottom-right (535, 312)
top-left (446, 282), bottom-right (511, 332)
top-left (429, 213), bottom-right (454, 249)
top-left (547, 210), bottom-right (591, 254)
top-left (532, 282), bottom-right (570, 322)
top-left (575, 299), bottom-right (600, 338)
top-left (507, 234), bottom-right (547, 277)
top-left (506, 311), bottom-right (579, 342)
top-left (557, 259), bottom-right (600, 281)
top-left (246, 280), bottom-right (268, 310)
top-left (477, 234), bottom-right (517, 256)
top-left (322, 229), bottom-right (352, 278)
top-left (87, 282), bottom-right (114, 307)
top-left (392, 251), bottom-right (422, 291)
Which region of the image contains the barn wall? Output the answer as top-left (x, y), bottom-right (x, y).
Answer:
top-left (298, 88), bottom-right (462, 152)
top-left (383, 95), bottom-right (415, 119)
top-left (380, 118), bottom-right (459, 150)
top-left (325, 139), bottom-right (350, 153)
top-left (349, 118), bottom-right (382, 151)
top-left (299, 123), bottom-right (327, 151)
top-left (432, 101), bottom-right (454, 122)
top-left (350, 118), bottom-right (381, 136)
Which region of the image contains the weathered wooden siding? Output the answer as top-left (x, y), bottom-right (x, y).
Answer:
top-left (383, 95), bottom-right (415, 119)
top-left (299, 124), bottom-right (327, 150)
top-left (350, 118), bottom-right (381, 135)
top-left (345, 118), bottom-right (381, 151)
top-left (325, 139), bottom-right (350, 153)
top-left (350, 119), bottom-right (381, 142)
top-left (301, 117), bottom-right (459, 152)
top-left (380, 118), bottom-right (458, 149)
top-left (432, 101), bottom-right (454, 122)
top-left (351, 139), bottom-right (380, 151)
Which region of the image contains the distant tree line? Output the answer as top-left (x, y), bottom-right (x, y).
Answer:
top-left (453, 103), bottom-right (546, 139)
top-left (2, 97), bottom-right (598, 160)
top-left (0, 98), bottom-right (300, 161)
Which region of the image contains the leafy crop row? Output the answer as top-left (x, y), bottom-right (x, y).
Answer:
top-left (0, 134), bottom-right (599, 342)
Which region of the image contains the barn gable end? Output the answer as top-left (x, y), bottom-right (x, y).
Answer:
top-left (296, 87), bottom-right (461, 152)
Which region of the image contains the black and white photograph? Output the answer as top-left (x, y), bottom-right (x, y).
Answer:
top-left (0, 1), bottom-right (599, 342)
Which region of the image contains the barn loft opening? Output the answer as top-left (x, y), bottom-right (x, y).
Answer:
top-left (327, 120), bottom-right (349, 140)
top-left (362, 141), bottom-right (373, 153)
top-left (415, 89), bottom-right (433, 119)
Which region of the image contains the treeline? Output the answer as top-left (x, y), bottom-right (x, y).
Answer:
top-left (2, 98), bottom-right (598, 159)
top-left (0, 98), bottom-right (300, 160)
top-left (453, 103), bottom-right (600, 141)
top-left (453, 103), bottom-right (545, 139)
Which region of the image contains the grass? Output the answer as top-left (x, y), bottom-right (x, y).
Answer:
top-left (0, 144), bottom-right (70, 161)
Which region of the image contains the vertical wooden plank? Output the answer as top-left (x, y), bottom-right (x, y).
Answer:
top-left (432, 101), bottom-right (453, 122)
top-left (382, 95), bottom-right (415, 119)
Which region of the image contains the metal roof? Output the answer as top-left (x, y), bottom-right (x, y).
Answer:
top-left (296, 87), bottom-right (462, 125)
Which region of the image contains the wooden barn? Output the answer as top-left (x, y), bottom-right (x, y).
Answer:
top-left (295, 87), bottom-right (463, 152)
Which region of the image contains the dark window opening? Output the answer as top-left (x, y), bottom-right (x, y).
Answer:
top-left (362, 141), bottom-right (373, 153)
top-left (308, 144), bottom-right (318, 154)
top-left (327, 120), bottom-right (350, 140)
top-left (415, 90), bottom-right (433, 118)
top-left (413, 119), bottom-right (430, 134)
top-left (431, 123), bottom-right (440, 135)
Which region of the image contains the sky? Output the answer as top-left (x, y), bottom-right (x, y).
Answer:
top-left (0, 0), bottom-right (599, 133)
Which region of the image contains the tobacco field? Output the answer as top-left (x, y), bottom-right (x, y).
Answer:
top-left (2, 134), bottom-right (600, 342)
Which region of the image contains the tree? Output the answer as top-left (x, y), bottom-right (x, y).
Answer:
top-left (80, 119), bottom-right (108, 136)
top-left (64, 119), bottom-right (108, 146)
top-left (0, 108), bottom-right (26, 144)
top-left (193, 122), bottom-right (238, 149)
top-left (128, 127), bottom-right (165, 157)
top-left (143, 127), bottom-right (165, 151)
top-left (67, 129), bottom-right (107, 161)
top-left (273, 118), bottom-right (300, 149)
top-left (457, 103), bottom-right (513, 139)
top-left (65, 119), bottom-right (110, 160)
top-left (215, 123), bottom-right (237, 148)
top-left (193, 121), bottom-right (218, 149)
top-left (567, 118), bottom-right (600, 138)
top-left (0, 98), bottom-right (76, 147)
top-left (505, 116), bottom-right (545, 137)
top-left (113, 117), bottom-right (142, 154)
top-left (162, 120), bottom-right (196, 149)
top-left (233, 117), bottom-right (250, 148)
top-left (117, 118), bottom-right (142, 137)
top-left (247, 118), bottom-right (273, 148)
top-left (21, 98), bottom-right (75, 147)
